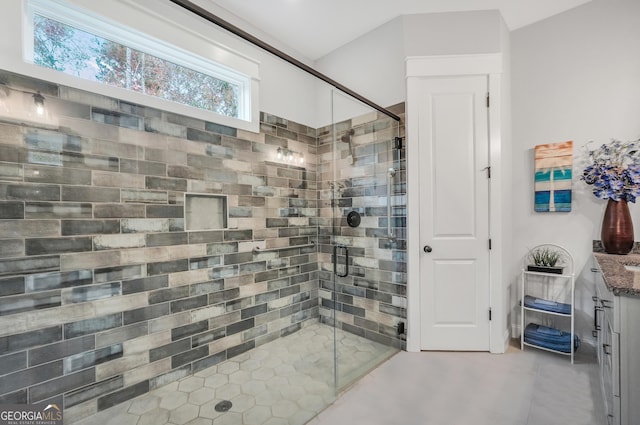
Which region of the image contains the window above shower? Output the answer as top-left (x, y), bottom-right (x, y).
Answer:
top-left (0, 0), bottom-right (260, 132)
top-left (32, 14), bottom-right (241, 119)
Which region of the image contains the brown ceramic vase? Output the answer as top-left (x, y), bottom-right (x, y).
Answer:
top-left (601, 199), bottom-right (634, 255)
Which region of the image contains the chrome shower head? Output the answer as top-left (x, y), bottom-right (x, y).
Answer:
top-left (340, 129), bottom-right (354, 143)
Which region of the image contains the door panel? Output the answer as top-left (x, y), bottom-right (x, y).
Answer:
top-left (433, 260), bottom-right (477, 324)
top-left (432, 94), bottom-right (477, 237)
top-left (418, 76), bottom-right (490, 351)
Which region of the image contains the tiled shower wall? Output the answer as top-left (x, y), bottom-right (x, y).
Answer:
top-left (0, 71), bottom-right (319, 421)
top-left (317, 106), bottom-right (407, 351)
top-left (0, 70), bottom-right (408, 421)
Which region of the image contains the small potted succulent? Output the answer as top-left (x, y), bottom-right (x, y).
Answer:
top-left (527, 246), bottom-right (565, 274)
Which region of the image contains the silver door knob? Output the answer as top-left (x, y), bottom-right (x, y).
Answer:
top-left (423, 245), bottom-right (432, 253)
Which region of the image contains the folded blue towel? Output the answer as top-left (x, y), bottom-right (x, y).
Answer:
top-left (524, 323), bottom-right (580, 353)
top-left (524, 323), bottom-right (571, 341)
top-left (525, 336), bottom-right (577, 353)
top-left (523, 295), bottom-right (571, 315)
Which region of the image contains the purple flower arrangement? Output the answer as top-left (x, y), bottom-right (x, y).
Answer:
top-left (582, 139), bottom-right (640, 202)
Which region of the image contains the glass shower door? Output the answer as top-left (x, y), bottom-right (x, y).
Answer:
top-left (321, 89), bottom-right (402, 392)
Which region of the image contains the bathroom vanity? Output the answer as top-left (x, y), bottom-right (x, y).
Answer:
top-left (592, 253), bottom-right (640, 425)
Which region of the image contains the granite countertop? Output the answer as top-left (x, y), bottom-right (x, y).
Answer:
top-left (593, 252), bottom-right (640, 297)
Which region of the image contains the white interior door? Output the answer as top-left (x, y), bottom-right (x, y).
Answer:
top-left (417, 76), bottom-right (491, 351)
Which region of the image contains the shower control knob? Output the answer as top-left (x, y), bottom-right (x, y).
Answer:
top-left (423, 245), bottom-right (432, 253)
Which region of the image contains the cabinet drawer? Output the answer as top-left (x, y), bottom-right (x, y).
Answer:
top-left (602, 318), bottom-right (614, 386)
top-left (612, 330), bottom-right (620, 397)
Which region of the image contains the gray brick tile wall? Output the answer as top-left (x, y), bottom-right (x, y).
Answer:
top-left (0, 70), bottom-right (406, 422)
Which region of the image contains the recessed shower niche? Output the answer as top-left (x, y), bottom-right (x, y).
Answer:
top-left (185, 193), bottom-right (228, 230)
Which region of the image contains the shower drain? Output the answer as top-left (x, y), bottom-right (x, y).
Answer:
top-left (214, 400), bottom-right (232, 412)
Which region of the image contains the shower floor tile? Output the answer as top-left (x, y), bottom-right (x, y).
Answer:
top-left (73, 323), bottom-right (398, 425)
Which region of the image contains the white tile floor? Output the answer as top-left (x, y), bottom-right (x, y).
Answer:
top-left (73, 323), bottom-right (397, 425)
top-left (310, 341), bottom-right (604, 425)
top-left (74, 328), bottom-right (603, 425)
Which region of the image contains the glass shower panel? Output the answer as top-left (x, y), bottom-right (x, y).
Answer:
top-left (320, 90), bottom-right (402, 392)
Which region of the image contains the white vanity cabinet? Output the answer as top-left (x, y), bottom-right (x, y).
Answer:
top-left (593, 256), bottom-right (640, 425)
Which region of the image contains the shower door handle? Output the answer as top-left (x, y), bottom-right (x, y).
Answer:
top-left (333, 244), bottom-right (349, 278)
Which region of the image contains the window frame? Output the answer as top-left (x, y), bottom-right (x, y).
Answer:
top-left (13, 0), bottom-right (260, 132)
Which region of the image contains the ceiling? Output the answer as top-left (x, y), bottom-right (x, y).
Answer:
top-left (198, 0), bottom-right (592, 61)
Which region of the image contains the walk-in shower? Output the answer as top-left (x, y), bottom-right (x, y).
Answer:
top-left (0, 74), bottom-right (407, 425)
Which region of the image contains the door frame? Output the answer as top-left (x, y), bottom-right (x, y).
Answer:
top-left (405, 53), bottom-right (509, 353)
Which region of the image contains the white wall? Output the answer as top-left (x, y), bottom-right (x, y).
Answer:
top-left (402, 10), bottom-right (502, 57)
top-left (192, 0), bottom-right (315, 67)
top-left (314, 16), bottom-right (405, 121)
top-left (511, 0), bottom-right (640, 342)
top-left (316, 10), bottom-right (504, 111)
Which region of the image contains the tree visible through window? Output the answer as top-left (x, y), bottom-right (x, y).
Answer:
top-left (33, 14), bottom-right (239, 118)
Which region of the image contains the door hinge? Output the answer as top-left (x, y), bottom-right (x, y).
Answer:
top-left (486, 92), bottom-right (490, 108)
top-left (488, 239), bottom-right (492, 250)
top-left (489, 308), bottom-right (492, 321)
